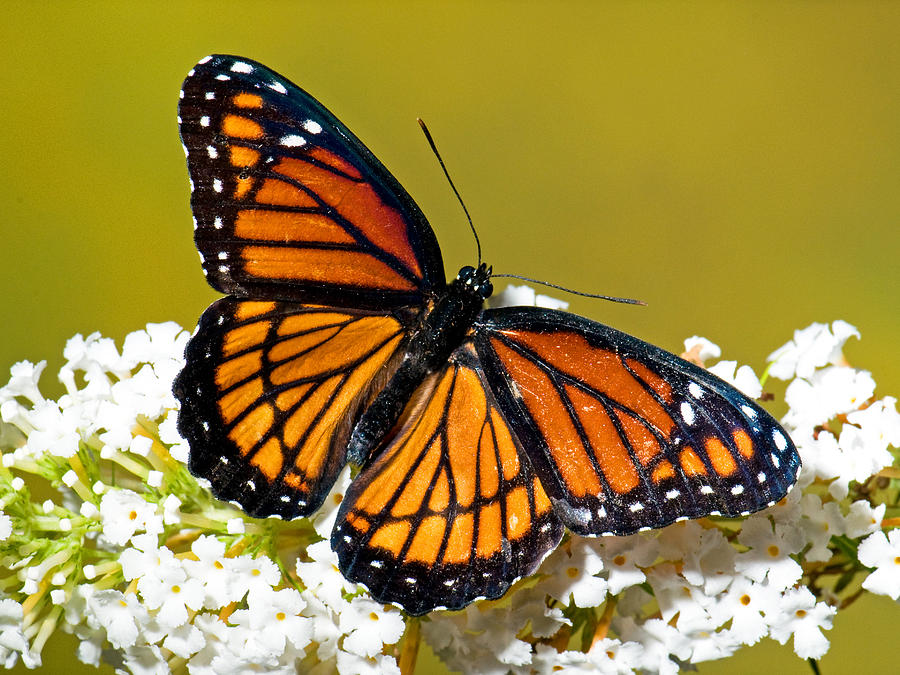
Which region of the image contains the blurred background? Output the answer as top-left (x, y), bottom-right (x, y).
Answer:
top-left (2, 2), bottom-right (898, 672)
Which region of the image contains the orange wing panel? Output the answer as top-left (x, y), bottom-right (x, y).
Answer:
top-left (176, 299), bottom-right (409, 520)
top-left (332, 352), bottom-right (564, 615)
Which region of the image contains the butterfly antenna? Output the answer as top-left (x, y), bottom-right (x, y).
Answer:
top-left (492, 273), bottom-right (647, 306)
top-left (417, 118), bottom-right (482, 265)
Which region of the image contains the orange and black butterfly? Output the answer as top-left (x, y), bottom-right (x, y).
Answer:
top-left (174, 55), bottom-right (800, 615)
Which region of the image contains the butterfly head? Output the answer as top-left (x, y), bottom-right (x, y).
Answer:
top-left (454, 263), bottom-right (493, 300)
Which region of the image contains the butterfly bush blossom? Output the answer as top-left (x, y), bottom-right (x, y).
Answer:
top-left (0, 289), bottom-right (898, 674)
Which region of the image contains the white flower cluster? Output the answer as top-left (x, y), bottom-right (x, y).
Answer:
top-left (0, 324), bottom-right (405, 673)
top-left (0, 316), bottom-right (897, 674)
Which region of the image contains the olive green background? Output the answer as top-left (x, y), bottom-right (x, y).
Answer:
top-left (2, 2), bottom-right (898, 673)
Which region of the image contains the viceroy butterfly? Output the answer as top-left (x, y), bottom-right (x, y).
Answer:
top-left (173, 55), bottom-right (800, 615)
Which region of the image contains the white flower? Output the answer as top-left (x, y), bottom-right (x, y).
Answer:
top-left (660, 520), bottom-right (735, 595)
top-left (1, 360), bottom-right (46, 405)
top-left (338, 596), bottom-right (404, 658)
top-left (783, 365), bottom-right (875, 432)
top-left (798, 494), bottom-right (845, 562)
top-left (229, 587), bottom-right (313, 659)
top-left (683, 336), bottom-right (722, 362)
top-left (735, 515), bottom-right (804, 590)
top-left (183, 535), bottom-right (236, 609)
top-left (711, 578), bottom-right (782, 646)
top-left (136, 557), bottom-right (204, 628)
top-left (162, 622), bottom-right (204, 659)
top-left (296, 539), bottom-right (359, 610)
top-left (646, 564), bottom-right (717, 635)
top-left (84, 589), bottom-right (145, 649)
top-left (707, 360), bottom-right (763, 399)
top-left (0, 513), bottom-right (12, 541)
top-left (836, 397), bottom-right (900, 489)
top-left (98, 489), bottom-right (163, 546)
top-left (225, 553), bottom-right (282, 600)
top-left (767, 587), bottom-right (835, 659)
top-left (157, 410), bottom-right (189, 463)
top-left (509, 586), bottom-right (570, 638)
top-left (23, 401), bottom-right (82, 458)
top-left (597, 534), bottom-right (659, 595)
top-left (187, 614), bottom-right (254, 675)
top-left (843, 500), bottom-right (885, 539)
top-left (858, 529), bottom-right (900, 600)
top-left (120, 322), bottom-right (188, 372)
top-left (767, 320), bottom-right (859, 380)
top-left (614, 616), bottom-right (692, 675)
top-left (0, 598), bottom-right (39, 669)
top-left (540, 538), bottom-right (608, 607)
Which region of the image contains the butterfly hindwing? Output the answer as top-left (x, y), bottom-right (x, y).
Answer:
top-left (332, 347), bottom-right (565, 615)
top-left (174, 298), bottom-right (412, 519)
top-left (178, 55), bottom-right (445, 309)
top-left (473, 307), bottom-right (800, 536)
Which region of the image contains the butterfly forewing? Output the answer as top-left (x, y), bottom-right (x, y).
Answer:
top-left (174, 298), bottom-right (412, 519)
top-left (332, 347), bottom-right (564, 615)
top-left (473, 308), bottom-right (800, 536)
top-left (178, 55), bottom-right (445, 309)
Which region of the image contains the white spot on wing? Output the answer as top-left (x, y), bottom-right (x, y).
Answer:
top-left (773, 430), bottom-right (788, 451)
top-left (268, 80), bottom-right (287, 94)
top-left (665, 489), bottom-right (680, 500)
top-left (215, 74), bottom-right (231, 81)
top-left (303, 120), bottom-right (323, 134)
top-left (231, 61), bottom-right (254, 74)
top-left (731, 485), bottom-right (744, 496)
top-left (199, 56), bottom-right (212, 64)
top-left (370, 560), bottom-right (383, 569)
top-left (741, 404), bottom-right (758, 419)
top-left (280, 134), bottom-right (306, 147)
top-left (205, 92), bottom-right (216, 100)
top-left (629, 502), bottom-right (644, 512)
top-left (214, 216), bottom-right (223, 229)
top-left (207, 145), bottom-right (218, 158)
top-left (700, 485), bottom-right (714, 495)
top-left (200, 115), bottom-right (210, 127)
top-left (757, 472), bottom-right (766, 483)
top-left (689, 382), bottom-right (704, 399)
top-left (771, 453), bottom-right (781, 468)
top-left (213, 178), bottom-right (223, 193)
top-left (680, 401), bottom-right (695, 425)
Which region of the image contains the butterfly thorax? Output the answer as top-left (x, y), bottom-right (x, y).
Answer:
top-left (345, 264), bottom-right (492, 466)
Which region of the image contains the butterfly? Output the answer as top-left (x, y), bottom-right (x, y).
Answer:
top-left (173, 55), bottom-right (800, 616)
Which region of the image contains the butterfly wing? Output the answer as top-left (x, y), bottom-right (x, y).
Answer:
top-left (178, 54), bottom-right (445, 308)
top-left (174, 299), bottom-right (411, 519)
top-left (472, 307), bottom-right (800, 536)
top-left (332, 346), bottom-right (564, 615)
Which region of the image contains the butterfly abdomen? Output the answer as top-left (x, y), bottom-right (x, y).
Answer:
top-left (346, 265), bottom-right (491, 465)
